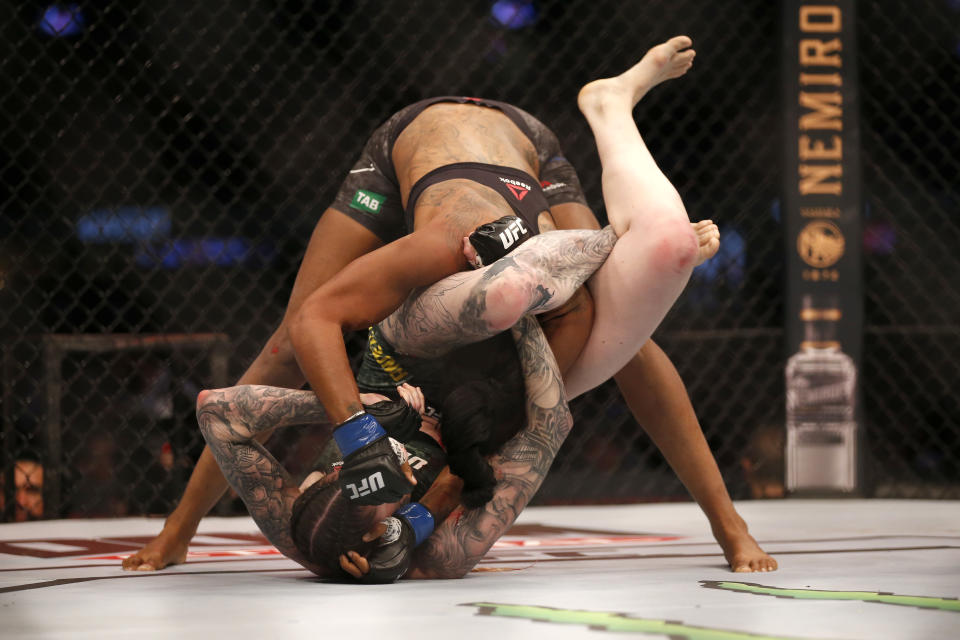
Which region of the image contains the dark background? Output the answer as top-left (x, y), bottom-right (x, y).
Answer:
top-left (2, 0), bottom-right (958, 519)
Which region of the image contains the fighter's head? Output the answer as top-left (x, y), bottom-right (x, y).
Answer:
top-left (289, 467), bottom-right (402, 578)
top-left (439, 375), bottom-right (524, 509)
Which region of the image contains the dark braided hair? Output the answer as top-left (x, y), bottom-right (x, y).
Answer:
top-left (289, 471), bottom-right (380, 578)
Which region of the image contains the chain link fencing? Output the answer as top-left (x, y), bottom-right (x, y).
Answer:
top-left (858, 1), bottom-right (960, 498)
top-left (1, 0), bottom-right (957, 520)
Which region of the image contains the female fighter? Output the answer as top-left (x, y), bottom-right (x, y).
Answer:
top-left (125, 36), bottom-right (774, 574)
top-left (198, 314), bottom-right (570, 580)
top-left (286, 36), bottom-right (775, 575)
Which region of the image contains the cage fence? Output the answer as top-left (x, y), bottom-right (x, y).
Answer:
top-left (1, 0), bottom-right (958, 520)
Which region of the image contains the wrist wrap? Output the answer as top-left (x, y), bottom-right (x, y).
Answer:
top-left (333, 413), bottom-right (386, 457)
top-left (395, 502), bottom-right (435, 546)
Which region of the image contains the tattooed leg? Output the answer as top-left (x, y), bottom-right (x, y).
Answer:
top-left (407, 315), bottom-right (572, 579)
top-left (196, 386), bottom-right (332, 571)
top-left (380, 227), bottom-right (616, 359)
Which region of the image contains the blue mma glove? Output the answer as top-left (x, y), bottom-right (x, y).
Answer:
top-left (468, 215), bottom-right (532, 268)
top-left (360, 502), bottom-right (435, 583)
top-left (334, 413), bottom-right (413, 505)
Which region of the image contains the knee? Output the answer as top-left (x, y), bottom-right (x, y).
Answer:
top-left (650, 218), bottom-right (698, 276)
top-left (482, 279), bottom-right (531, 332)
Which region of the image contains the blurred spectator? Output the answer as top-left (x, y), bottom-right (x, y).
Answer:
top-left (0, 458), bottom-right (45, 521)
top-left (740, 425), bottom-right (785, 499)
top-left (68, 428), bottom-right (129, 517)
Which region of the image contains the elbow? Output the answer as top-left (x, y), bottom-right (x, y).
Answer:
top-left (288, 292), bottom-right (328, 356)
top-left (483, 279), bottom-right (533, 333)
top-left (196, 387), bottom-right (233, 443)
top-left (196, 389), bottom-right (217, 440)
top-left (197, 388), bottom-right (214, 408)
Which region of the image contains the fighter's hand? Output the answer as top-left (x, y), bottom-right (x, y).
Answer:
top-left (342, 502), bottom-right (434, 583)
top-left (360, 384), bottom-right (424, 415)
top-left (121, 528), bottom-right (189, 571)
top-left (359, 392), bottom-right (390, 405)
top-left (339, 550), bottom-right (371, 579)
top-left (394, 383), bottom-right (425, 415)
top-left (349, 516), bottom-right (417, 583)
top-left (462, 236), bottom-right (481, 269)
top-left (341, 439), bottom-right (416, 504)
top-left (334, 411), bottom-right (415, 504)
top-left (693, 219), bottom-right (720, 266)
top-left (363, 389), bottom-right (423, 443)
top-left (337, 522), bottom-right (390, 580)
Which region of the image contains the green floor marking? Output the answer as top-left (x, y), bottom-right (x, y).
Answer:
top-left (702, 581), bottom-right (960, 612)
top-left (466, 603), bottom-right (817, 640)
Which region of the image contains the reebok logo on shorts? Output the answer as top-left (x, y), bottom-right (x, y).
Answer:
top-left (350, 189), bottom-right (386, 214)
top-left (499, 176), bottom-right (531, 201)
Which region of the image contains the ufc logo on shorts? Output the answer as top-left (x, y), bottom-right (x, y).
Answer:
top-left (345, 472), bottom-right (385, 500)
top-left (499, 218), bottom-right (528, 251)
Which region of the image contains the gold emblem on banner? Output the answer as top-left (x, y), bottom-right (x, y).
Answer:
top-left (797, 220), bottom-right (845, 268)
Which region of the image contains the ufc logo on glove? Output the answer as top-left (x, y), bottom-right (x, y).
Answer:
top-left (334, 413), bottom-right (413, 505)
top-left (499, 218), bottom-right (528, 250)
top-left (346, 471), bottom-right (385, 500)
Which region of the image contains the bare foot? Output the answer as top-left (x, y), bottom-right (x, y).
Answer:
top-left (121, 527), bottom-right (190, 571)
top-left (578, 35), bottom-right (695, 119)
top-left (714, 524), bottom-right (778, 573)
top-left (693, 219), bottom-right (720, 266)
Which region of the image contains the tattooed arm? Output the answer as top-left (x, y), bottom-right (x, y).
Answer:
top-left (405, 314), bottom-right (572, 579)
top-left (196, 386), bottom-right (334, 572)
top-left (381, 227), bottom-right (617, 359)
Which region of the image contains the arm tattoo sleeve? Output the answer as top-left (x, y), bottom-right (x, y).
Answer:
top-left (196, 386), bottom-right (331, 569)
top-left (382, 226), bottom-right (616, 358)
top-left (408, 315), bottom-right (572, 578)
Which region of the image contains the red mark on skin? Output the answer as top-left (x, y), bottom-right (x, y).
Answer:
top-left (271, 346), bottom-right (279, 354)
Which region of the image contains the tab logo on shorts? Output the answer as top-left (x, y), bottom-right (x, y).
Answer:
top-left (350, 189), bottom-right (386, 214)
top-left (499, 176), bottom-right (531, 201)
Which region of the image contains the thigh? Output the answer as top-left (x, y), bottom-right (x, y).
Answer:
top-left (563, 224), bottom-right (690, 398)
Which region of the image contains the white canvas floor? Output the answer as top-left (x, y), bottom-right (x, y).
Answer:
top-left (1, 500), bottom-right (958, 639)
